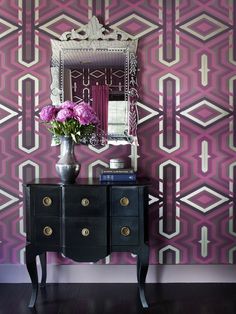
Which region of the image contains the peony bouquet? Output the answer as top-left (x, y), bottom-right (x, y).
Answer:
top-left (39, 101), bottom-right (99, 143)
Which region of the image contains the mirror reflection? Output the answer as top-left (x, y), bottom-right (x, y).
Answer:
top-left (62, 48), bottom-right (128, 143)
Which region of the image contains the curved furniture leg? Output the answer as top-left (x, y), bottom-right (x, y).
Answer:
top-left (39, 252), bottom-right (47, 288)
top-left (137, 245), bottom-right (149, 308)
top-left (25, 244), bottom-right (38, 308)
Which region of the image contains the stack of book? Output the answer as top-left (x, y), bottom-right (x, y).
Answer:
top-left (99, 168), bottom-right (136, 182)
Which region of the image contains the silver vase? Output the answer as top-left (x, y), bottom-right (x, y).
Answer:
top-left (55, 136), bottom-right (80, 184)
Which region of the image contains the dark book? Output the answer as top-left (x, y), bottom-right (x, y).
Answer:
top-left (99, 173), bottom-right (136, 182)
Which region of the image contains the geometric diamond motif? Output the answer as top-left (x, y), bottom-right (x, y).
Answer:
top-left (0, 17), bottom-right (18, 39)
top-left (178, 13), bottom-right (230, 41)
top-left (90, 70), bottom-right (105, 79)
top-left (71, 70), bottom-right (83, 79)
top-left (111, 13), bottom-right (159, 39)
top-left (0, 189), bottom-right (19, 211)
top-left (180, 98), bottom-right (229, 128)
top-left (137, 101), bottom-right (159, 125)
top-left (0, 104), bottom-right (18, 125)
top-left (39, 14), bottom-right (83, 38)
top-left (113, 70), bottom-right (124, 79)
top-left (148, 194), bottom-right (159, 205)
top-left (180, 186), bottom-right (229, 213)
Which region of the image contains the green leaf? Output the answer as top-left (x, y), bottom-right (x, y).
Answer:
top-left (71, 133), bottom-right (77, 142)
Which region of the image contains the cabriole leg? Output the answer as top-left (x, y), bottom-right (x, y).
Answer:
top-left (39, 252), bottom-right (47, 288)
top-left (25, 244), bottom-right (38, 308)
top-left (137, 245), bottom-right (149, 308)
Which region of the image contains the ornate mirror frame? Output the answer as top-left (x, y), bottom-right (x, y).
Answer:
top-left (50, 16), bottom-right (139, 146)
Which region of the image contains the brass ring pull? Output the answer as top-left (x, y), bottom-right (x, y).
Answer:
top-left (81, 228), bottom-right (90, 237)
top-left (120, 197), bottom-right (129, 207)
top-left (42, 196), bottom-right (52, 207)
top-left (43, 226), bottom-right (53, 236)
top-left (81, 198), bottom-right (90, 207)
top-left (121, 226), bottom-right (131, 237)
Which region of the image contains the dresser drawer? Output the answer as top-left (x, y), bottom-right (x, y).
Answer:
top-left (111, 217), bottom-right (139, 246)
top-left (31, 186), bottom-right (61, 217)
top-left (34, 217), bottom-right (60, 246)
top-left (111, 187), bottom-right (139, 216)
top-left (64, 186), bottom-right (107, 217)
top-left (64, 217), bottom-right (107, 247)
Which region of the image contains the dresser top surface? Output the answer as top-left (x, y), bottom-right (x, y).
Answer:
top-left (24, 177), bottom-right (154, 187)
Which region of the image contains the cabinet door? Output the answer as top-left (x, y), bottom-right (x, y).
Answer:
top-left (111, 187), bottom-right (139, 216)
top-left (64, 186), bottom-right (107, 217)
top-left (31, 186), bottom-right (61, 217)
top-left (111, 217), bottom-right (139, 246)
top-left (64, 217), bottom-right (107, 247)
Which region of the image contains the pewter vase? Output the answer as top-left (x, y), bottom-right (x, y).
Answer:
top-left (55, 136), bottom-right (80, 184)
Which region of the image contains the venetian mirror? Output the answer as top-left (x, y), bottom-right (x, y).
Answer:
top-left (50, 16), bottom-right (139, 145)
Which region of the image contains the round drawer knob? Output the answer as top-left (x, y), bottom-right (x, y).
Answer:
top-left (81, 198), bottom-right (90, 207)
top-left (120, 197), bottom-right (129, 207)
top-left (43, 226), bottom-right (53, 236)
top-left (121, 226), bottom-right (131, 237)
top-left (81, 228), bottom-right (90, 237)
top-left (42, 196), bottom-right (52, 207)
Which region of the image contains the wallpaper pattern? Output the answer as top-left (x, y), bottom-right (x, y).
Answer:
top-left (71, 67), bottom-right (125, 103)
top-left (0, 0), bottom-right (236, 265)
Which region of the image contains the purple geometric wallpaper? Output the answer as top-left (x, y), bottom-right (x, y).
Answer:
top-left (71, 67), bottom-right (125, 103)
top-left (0, 0), bottom-right (236, 266)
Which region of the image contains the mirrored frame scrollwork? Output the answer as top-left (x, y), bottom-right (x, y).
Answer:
top-left (50, 16), bottom-right (139, 145)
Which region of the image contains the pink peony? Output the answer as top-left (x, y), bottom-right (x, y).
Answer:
top-left (60, 100), bottom-right (77, 110)
top-left (39, 105), bottom-right (57, 122)
top-left (56, 108), bottom-right (73, 122)
top-left (73, 102), bottom-right (99, 125)
top-left (39, 101), bottom-right (99, 143)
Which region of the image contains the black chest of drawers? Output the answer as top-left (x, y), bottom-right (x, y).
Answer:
top-left (24, 178), bottom-right (150, 308)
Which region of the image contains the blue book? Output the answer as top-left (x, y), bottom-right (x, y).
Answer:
top-left (99, 173), bottom-right (136, 182)
top-left (102, 168), bottom-right (134, 174)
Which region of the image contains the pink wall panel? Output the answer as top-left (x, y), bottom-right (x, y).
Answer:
top-left (0, 0), bottom-right (235, 265)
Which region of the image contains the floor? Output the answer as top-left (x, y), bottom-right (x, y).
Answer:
top-left (0, 283), bottom-right (236, 314)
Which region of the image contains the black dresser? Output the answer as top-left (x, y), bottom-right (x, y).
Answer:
top-left (24, 178), bottom-right (151, 308)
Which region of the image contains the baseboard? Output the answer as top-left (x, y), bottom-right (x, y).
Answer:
top-left (1, 264), bottom-right (236, 283)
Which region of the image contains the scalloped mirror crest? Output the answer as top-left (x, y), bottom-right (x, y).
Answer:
top-left (59, 16), bottom-right (131, 41)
